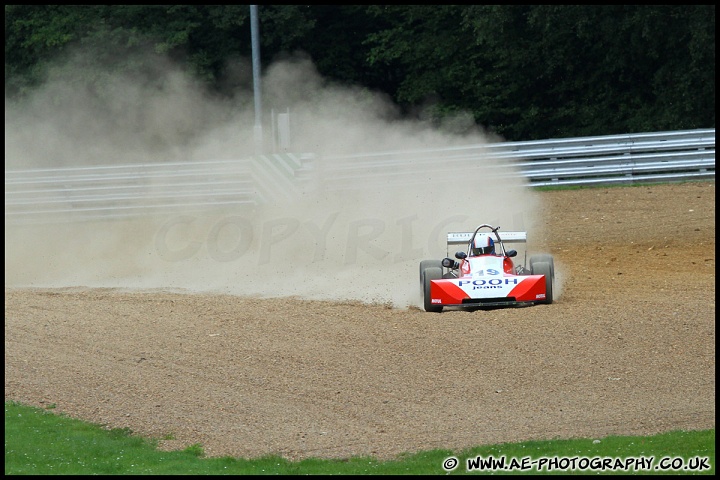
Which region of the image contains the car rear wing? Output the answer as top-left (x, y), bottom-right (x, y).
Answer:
top-left (447, 231), bottom-right (527, 246)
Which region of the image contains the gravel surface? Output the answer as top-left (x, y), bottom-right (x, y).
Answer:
top-left (4, 182), bottom-right (715, 461)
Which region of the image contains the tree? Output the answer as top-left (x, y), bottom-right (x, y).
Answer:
top-left (5, 5), bottom-right (714, 140)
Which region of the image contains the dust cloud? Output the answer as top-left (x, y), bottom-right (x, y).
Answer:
top-left (5, 49), bottom-right (546, 308)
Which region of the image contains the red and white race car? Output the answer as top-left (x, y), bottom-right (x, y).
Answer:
top-left (419, 224), bottom-right (554, 312)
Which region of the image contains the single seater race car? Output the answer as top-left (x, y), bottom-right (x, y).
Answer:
top-left (419, 224), bottom-right (554, 312)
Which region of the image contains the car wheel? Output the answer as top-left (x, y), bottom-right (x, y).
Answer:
top-left (531, 261), bottom-right (554, 304)
top-left (419, 259), bottom-right (442, 283)
top-left (529, 254), bottom-right (554, 279)
top-left (419, 259), bottom-right (443, 295)
top-left (423, 266), bottom-right (443, 312)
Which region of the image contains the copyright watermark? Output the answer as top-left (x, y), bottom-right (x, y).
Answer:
top-left (441, 454), bottom-right (712, 473)
top-left (153, 212), bottom-right (531, 266)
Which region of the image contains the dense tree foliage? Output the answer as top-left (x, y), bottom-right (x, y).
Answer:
top-left (5, 5), bottom-right (714, 141)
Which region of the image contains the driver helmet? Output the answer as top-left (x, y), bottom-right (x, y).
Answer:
top-left (472, 234), bottom-right (495, 255)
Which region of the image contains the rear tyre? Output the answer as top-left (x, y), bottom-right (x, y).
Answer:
top-left (423, 266), bottom-right (443, 312)
top-left (531, 261), bottom-right (554, 304)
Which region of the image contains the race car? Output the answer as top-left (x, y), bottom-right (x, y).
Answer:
top-left (419, 224), bottom-right (554, 312)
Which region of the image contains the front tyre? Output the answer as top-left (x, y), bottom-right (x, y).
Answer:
top-left (419, 259), bottom-right (443, 297)
top-left (423, 267), bottom-right (443, 312)
top-left (419, 259), bottom-right (442, 284)
top-left (531, 261), bottom-right (554, 304)
top-left (529, 254), bottom-right (554, 278)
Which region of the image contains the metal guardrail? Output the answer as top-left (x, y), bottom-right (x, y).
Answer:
top-left (5, 159), bottom-right (256, 221)
top-left (495, 128), bottom-right (716, 186)
top-left (319, 128), bottom-right (715, 189)
top-left (4, 129), bottom-right (715, 224)
top-left (4, 154), bottom-right (314, 223)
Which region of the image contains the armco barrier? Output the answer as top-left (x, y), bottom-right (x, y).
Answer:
top-left (4, 129), bottom-right (714, 224)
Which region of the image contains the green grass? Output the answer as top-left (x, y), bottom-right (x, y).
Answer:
top-left (5, 401), bottom-right (715, 475)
